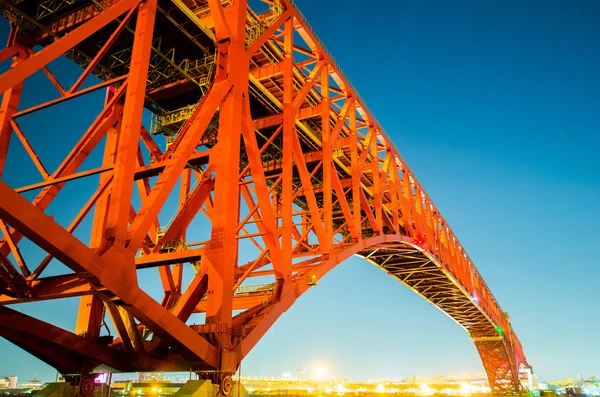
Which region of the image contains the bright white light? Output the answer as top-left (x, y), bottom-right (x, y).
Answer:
top-left (315, 367), bottom-right (326, 379)
top-left (375, 384), bottom-right (385, 393)
top-left (419, 383), bottom-right (434, 396)
top-left (460, 382), bottom-right (471, 395)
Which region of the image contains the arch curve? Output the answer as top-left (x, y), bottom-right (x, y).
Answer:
top-left (239, 234), bottom-right (528, 393)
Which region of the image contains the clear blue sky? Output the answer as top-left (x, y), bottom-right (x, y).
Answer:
top-left (1, 0), bottom-right (599, 384)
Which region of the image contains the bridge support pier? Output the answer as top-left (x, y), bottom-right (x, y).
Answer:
top-left (475, 338), bottom-right (522, 393)
top-left (175, 380), bottom-right (247, 397)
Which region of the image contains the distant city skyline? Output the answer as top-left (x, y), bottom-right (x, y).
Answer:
top-left (0, 0), bottom-right (599, 385)
top-left (1, 369), bottom-right (599, 385)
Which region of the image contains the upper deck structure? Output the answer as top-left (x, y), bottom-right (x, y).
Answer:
top-left (0, 0), bottom-right (529, 394)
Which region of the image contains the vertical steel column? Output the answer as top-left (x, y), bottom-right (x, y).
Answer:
top-left (349, 101), bottom-right (361, 237)
top-left (370, 131), bottom-right (382, 233)
top-left (0, 28), bottom-right (26, 177)
top-left (281, 17), bottom-right (294, 269)
top-left (105, 0), bottom-right (156, 246)
top-left (321, 64), bottom-right (332, 251)
top-left (204, 0), bottom-right (248, 374)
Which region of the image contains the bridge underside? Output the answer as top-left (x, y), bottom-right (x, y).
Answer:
top-left (0, 0), bottom-right (528, 393)
top-left (357, 243), bottom-right (524, 391)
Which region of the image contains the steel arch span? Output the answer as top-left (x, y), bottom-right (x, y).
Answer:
top-left (0, 0), bottom-right (530, 393)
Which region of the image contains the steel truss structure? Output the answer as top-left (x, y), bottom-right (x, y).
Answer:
top-left (0, 0), bottom-right (529, 393)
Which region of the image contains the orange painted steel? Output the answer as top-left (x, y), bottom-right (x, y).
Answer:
top-left (0, 0), bottom-right (529, 393)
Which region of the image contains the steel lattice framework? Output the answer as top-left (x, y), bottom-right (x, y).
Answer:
top-left (0, 0), bottom-right (530, 393)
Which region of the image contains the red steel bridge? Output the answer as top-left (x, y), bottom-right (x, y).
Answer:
top-left (0, 0), bottom-right (530, 394)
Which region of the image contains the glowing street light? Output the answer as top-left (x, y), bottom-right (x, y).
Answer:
top-left (315, 367), bottom-right (326, 379)
top-left (461, 382), bottom-right (472, 395)
top-left (419, 383), bottom-right (434, 396)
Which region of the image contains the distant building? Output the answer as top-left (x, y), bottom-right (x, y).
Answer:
top-left (0, 377), bottom-right (18, 389)
top-left (138, 373), bottom-right (164, 383)
top-left (111, 381), bottom-right (185, 397)
top-left (19, 377), bottom-right (42, 390)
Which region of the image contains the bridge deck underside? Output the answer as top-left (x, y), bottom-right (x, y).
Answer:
top-left (358, 244), bottom-right (496, 337)
top-left (358, 243), bottom-right (522, 391)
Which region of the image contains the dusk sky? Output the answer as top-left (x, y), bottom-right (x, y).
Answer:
top-left (1, 0), bottom-right (599, 384)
